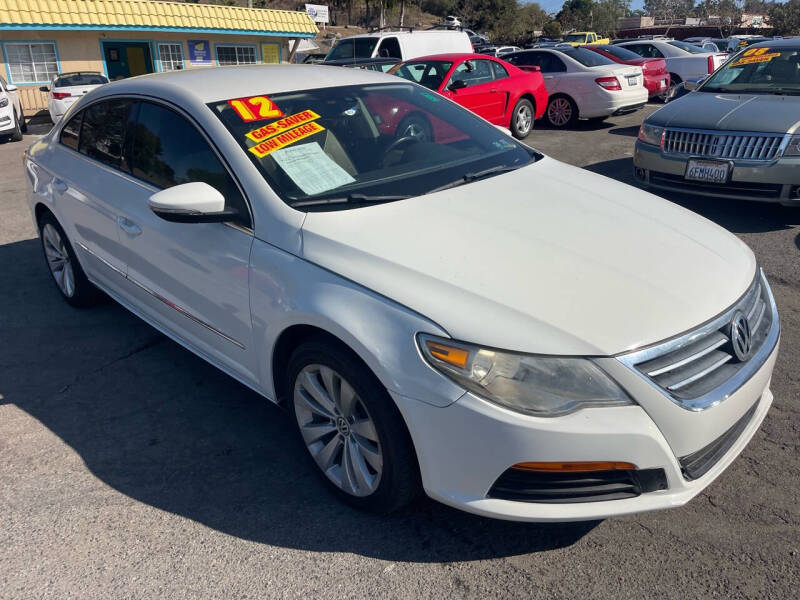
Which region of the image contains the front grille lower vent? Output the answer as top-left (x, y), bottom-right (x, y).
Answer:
top-left (662, 129), bottom-right (785, 161)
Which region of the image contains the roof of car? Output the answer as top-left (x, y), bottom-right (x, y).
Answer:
top-left (93, 65), bottom-right (396, 104)
top-left (403, 53), bottom-right (495, 62)
top-left (750, 38), bottom-right (800, 49)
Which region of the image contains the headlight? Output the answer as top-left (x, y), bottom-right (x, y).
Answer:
top-left (783, 135), bottom-right (800, 157)
top-left (637, 122), bottom-right (663, 146)
top-left (0, 97), bottom-right (8, 108)
top-left (417, 334), bottom-right (634, 417)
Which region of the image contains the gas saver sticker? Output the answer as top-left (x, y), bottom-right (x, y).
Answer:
top-left (248, 121), bottom-right (325, 157)
top-left (245, 110), bottom-right (321, 142)
top-left (228, 95), bottom-right (285, 122)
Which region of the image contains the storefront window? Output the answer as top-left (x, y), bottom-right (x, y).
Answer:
top-left (158, 43), bottom-right (184, 71)
top-left (216, 45), bottom-right (257, 66)
top-left (4, 42), bottom-right (59, 84)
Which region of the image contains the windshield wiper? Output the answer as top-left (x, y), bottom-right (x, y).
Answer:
top-left (290, 193), bottom-right (412, 208)
top-left (426, 164), bottom-right (522, 194)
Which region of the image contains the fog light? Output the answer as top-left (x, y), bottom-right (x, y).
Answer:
top-left (635, 167), bottom-right (646, 180)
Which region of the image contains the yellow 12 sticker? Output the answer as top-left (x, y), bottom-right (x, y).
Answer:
top-left (228, 95), bottom-right (285, 122)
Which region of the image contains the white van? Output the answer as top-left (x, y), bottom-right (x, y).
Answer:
top-left (324, 30), bottom-right (472, 63)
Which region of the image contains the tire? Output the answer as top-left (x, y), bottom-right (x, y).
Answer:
top-left (546, 95), bottom-right (578, 128)
top-left (664, 73), bottom-right (682, 102)
top-left (287, 337), bottom-right (421, 514)
top-left (396, 113), bottom-right (433, 142)
top-left (9, 111), bottom-right (23, 142)
top-left (510, 98), bottom-right (534, 139)
top-left (19, 108), bottom-right (28, 133)
top-left (39, 212), bottom-right (100, 307)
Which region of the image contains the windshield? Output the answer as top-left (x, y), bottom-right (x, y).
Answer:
top-left (668, 41), bottom-right (706, 54)
top-left (564, 34), bottom-right (586, 42)
top-left (326, 38), bottom-right (379, 61)
top-left (210, 83), bottom-right (537, 210)
top-left (595, 45), bottom-right (642, 61)
top-left (557, 47), bottom-right (615, 67)
top-left (390, 60), bottom-right (453, 90)
top-left (55, 73), bottom-right (109, 87)
top-left (701, 47), bottom-right (800, 94)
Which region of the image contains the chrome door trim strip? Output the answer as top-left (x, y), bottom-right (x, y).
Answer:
top-left (76, 241), bottom-right (245, 350)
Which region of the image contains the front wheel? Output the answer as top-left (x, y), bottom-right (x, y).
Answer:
top-left (288, 338), bottom-right (420, 514)
top-left (510, 98), bottom-right (534, 139)
top-left (546, 95), bottom-right (578, 128)
top-left (9, 112), bottom-right (23, 142)
top-left (39, 212), bottom-right (100, 307)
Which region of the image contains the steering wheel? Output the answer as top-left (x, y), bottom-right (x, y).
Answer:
top-left (382, 135), bottom-right (420, 166)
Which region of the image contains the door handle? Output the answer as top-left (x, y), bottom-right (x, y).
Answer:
top-left (490, 88), bottom-right (498, 93)
top-left (52, 178), bottom-right (68, 194)
top-left (118, 217), bottom-right (142, 237)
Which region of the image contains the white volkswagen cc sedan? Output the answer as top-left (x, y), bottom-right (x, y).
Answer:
top-left (24, 66), bottom-right (779, 521)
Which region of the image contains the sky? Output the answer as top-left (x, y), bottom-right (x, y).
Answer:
top-left (530, 0), bottom-right (789, 15)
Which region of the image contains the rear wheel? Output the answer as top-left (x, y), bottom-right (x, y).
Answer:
top-left (510, 98), bottom-right (534, 139)
top-left (546, 95), bottom-right (578, 128)
top-left (19, 108), bottom-right (28, 133)
top-left (39, 212), bottom-right (100, 307)
top-left (288, 337), bottom-right (420, 514)
top-left (9, 112), bottom-right (23, 142)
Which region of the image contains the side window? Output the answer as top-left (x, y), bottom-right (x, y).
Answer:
top-left (505, 53), bottom-right (531, 66)
top-left (130, 102), bottom-right (250, 226)
top-left (490, 61), bottom-right (509, 80)
top-left (377, 37), bottom-right (402, 59)
top-left (59, 111), bottom-right (83, 151)
top-left (539, 54), bottom-right (566, 73)
top-left (470, 60), bottom-right (495, 85)
top-left (624, 44), bottom-right (647, 58)
top-left (78, 99), bottom-right (133, 171)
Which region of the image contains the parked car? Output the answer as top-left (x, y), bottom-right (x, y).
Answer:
top-left (478, 45), bottom-right (522, 57)
top-left (0, 74), bottom-right (27, 141)
top-left (634, 39), bottom-right (800, 205)
top-left (617, 40), bottom-right (728, 92)
top-left (390, 53), bottom-right (547, 138)
top-left (325, 30), bottom-right (472, 63)
top-left (684, 37), bottom-right (730, 53)
top-left (664, 75), bottom-right (706, 102)
top-left (40, 72), bottom-right (109, 123)
top-left (444, 15), bottom-right (461, 28)
top-left (584, 44), bottom-right (670, 99)
top-left (504, 47), bottom-right (647, 128)
top-left (464, 29), bottom-right (490, 46)
top-left (24, 65), bottom-right (779, 522)
top-left (299, 52), bottom-right (328, 64)
top-left (563, 32), bottom-right (611, 46)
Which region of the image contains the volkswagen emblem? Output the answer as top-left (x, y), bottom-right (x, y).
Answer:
top-left (730, 311), bottom-right (752, 362)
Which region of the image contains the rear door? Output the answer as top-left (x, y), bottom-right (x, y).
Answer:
top-left (115, 100), bottom-right (257, 382)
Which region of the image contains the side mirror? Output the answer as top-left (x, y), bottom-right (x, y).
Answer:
top-left (683, 77), bottom-right (705, 91)
top-left (148, 182), bottom-right (237, 223)
top-left (448, 79), bottom-right (468, 91)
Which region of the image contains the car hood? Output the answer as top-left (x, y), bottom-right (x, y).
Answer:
top-left (300, 157), bottom-right (755, 356)
top-left (647, 91), bottom-right (800, 133)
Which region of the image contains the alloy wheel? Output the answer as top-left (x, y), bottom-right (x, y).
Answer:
top-left (515, 104), bottom-right (532, 136)
top-left (548, 98), bottom-right (572, 127)
top-left (293, 364), bottom-right (383, 497)
top-left (42, 223), bottom-right (75, 298)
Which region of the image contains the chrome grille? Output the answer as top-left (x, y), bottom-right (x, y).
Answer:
top-left (618, 269), bottom-right (779, 411)
top-left (662, 129), bottom-right (785, 161)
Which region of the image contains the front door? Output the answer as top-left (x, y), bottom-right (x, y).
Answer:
top-left (443, 59), bottom-right (506, 123)
top-left (117, 100), bottom-right (257, 383)
top-left (103, 42), bottom-right (154, 80)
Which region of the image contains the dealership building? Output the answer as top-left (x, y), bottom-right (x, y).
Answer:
top-left (0, 0), bottom-right (318, 113)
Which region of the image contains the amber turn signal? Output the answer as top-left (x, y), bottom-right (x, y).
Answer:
top-left (424, 340), bottom-right (470, 369)
top-left (511, 461), bottom-right (637, 473)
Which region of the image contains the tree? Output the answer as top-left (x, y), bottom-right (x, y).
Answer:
top-left (768, 0), bottom-right (800, 35)
top-left (543, 19), bottom-right (563, 37)
top-left (695, 0), bottom-right (743, 35)
top-left (491, 2), bottom-right (549, 45)
top-left (643, 0), bottom-right (695, 22)
top-left (593, 0), bottom-right (631, 36)
top-left (558, 0), bottom-right (594, 31)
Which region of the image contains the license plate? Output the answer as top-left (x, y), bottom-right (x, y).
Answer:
top-left (685, 159), bottom-right (729, 183)
top-left (626, 75), bottom-right (638, 86)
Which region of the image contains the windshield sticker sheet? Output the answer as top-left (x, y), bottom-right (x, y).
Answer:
top-left (731, 47), bottom-right (780, 67)
top-left (271, 142), bottom-right (355, 196)
top-left (245, 110), bottom-right (321, 142)
top-left (248, 121), bottom-right (325, 157)
top-left (228, 95), bottom-right (284, 122)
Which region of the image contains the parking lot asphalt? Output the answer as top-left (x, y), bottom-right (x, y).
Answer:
top-left (1, 109), bottom-right (799, 600)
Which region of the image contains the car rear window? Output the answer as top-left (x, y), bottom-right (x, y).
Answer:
top-left (668, 41), bottom-right (706, 54)
top-left (594, 45), bottom-right (642, 61)
top-left (55, 73), bottom-right (109, 87)
top-left (556, 47), bottom-right (615, 67)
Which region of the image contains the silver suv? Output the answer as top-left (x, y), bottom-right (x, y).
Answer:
top-left (633, 39), bottom-right (800, 205)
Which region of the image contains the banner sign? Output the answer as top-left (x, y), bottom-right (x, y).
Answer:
top-left (187, 40), bottom-right (211, 65)
top-left (305, 4), bottom-right (329, 24)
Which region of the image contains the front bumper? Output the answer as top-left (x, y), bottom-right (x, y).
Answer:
top-left (633, 141), bottom-right (800, 204)
top-left (0, 105), bottom-right (15, 132)
top-left (394, 342), bottom-right (777, 522)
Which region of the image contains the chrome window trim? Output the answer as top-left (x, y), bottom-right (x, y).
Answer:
top-left (75, 241), bottom-right (245, 349)
top-left (617, 269), bottom-right (779, 412)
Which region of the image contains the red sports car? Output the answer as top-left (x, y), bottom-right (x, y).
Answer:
top-left (583, 45), bottom-right (670, 99)
top-left (389, 53), bottom-right (548, 139)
